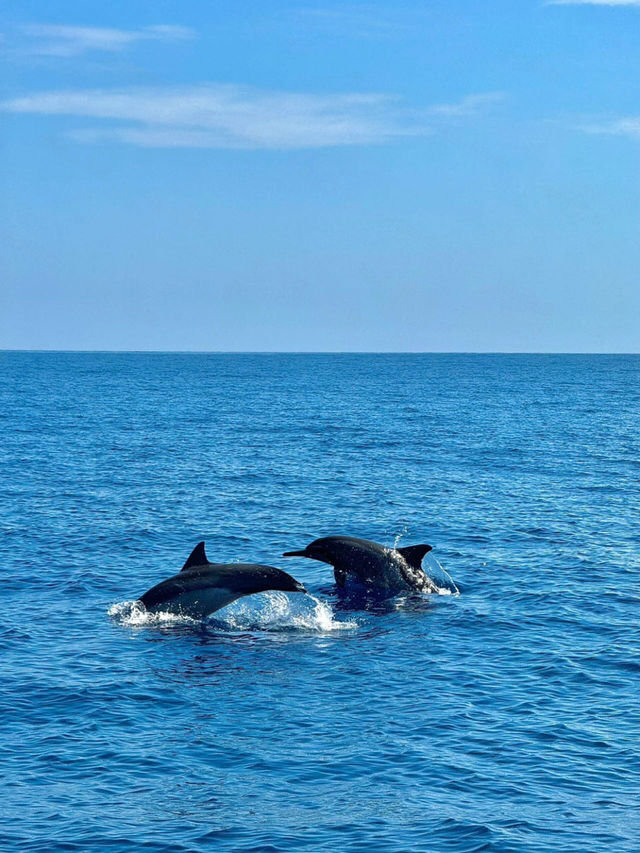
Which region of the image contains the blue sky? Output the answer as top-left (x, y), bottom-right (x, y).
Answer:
top-left (1, 0), bottom-right (639, 351)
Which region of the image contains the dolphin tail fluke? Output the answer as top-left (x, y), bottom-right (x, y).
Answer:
top-left (181, 541), bottom-right (209, 572)
top-left (396, 544), bottom-right (432, 571)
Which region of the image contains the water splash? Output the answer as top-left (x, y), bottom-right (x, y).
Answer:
top-left (209, 592), bottom-right (356, 632)
top-left (424, 553), bottom-right (460, 596)
top-left (387, 546), bottom-right (458, 596)
top-left (393, 526), bottom-right (409, 549)
top-left (107, 600), bottom-right (200, 628)
top-left (391, 529), bottom-right (458, 595)
top-left (108, 593), bottom-right (357, 633)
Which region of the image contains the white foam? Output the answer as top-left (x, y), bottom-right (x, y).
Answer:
top-left (107, 593), bottom-right (357, 633)
top-left (209, 592), bottom-right (357, 632)
top-left (107, 599), bottom-right (200, 628)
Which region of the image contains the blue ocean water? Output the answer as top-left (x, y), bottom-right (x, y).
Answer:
top-left (1, 352), bottom-right (639, 853)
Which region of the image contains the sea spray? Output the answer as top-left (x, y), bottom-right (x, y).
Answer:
top-left (423, 553), bottom-right (460, 596)
top-left (108, 592), bottom-right (357, 633)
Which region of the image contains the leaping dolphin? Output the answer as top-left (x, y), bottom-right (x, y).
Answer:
top-left (139, 542), bottom-right (307, 618)
top-left (283, 535), bottom-right (437, 594)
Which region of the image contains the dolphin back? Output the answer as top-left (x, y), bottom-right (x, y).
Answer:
top-left (139, 562), bottom-right (305, 617)
top-left (329, 538), bottom-right (435, 591)
top-left (286, 535), bottom-right (436, 593)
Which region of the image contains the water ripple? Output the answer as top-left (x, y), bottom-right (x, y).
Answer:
top-left (1, 353), bottom-right (639, 852)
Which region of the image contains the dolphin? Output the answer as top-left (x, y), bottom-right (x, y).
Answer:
top-left (283, 535), bottom-right (437, 594)
top-left (138, 542), bottom-right (307, 618)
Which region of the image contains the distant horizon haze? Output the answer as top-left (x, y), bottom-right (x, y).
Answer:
top-left (1, 349), bottom-right (638, 355)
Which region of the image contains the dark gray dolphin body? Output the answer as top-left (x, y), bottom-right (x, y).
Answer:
top-left (139, 542), bottom-right (306, 618)
top-left (283, 535), bottom-right (437, 594)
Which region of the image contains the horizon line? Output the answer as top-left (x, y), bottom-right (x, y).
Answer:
top-left (1, 349), bottom-right (638, 356)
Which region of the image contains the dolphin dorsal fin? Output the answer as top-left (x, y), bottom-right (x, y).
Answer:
top-left (181, 541), bottom-right (209, 572)
top-left (396, 544), bottom-right (432, 570)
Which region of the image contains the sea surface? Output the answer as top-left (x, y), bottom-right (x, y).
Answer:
top-left (1, 352), bottom-right (639, 853)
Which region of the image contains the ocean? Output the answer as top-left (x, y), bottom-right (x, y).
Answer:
top-left (1, 352), bottom-right (638, 852)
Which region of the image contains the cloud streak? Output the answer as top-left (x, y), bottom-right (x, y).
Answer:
top-left (293, 5), bottom-right (428, 38)
top-left (547, 1), bottom-right (640, 6)
top-left (13, 23), bottom-right (194, 57)
top-left (1, 85), bottom-right (503, 150)
top-left (581, 117), bottom-right (640, 137)
top-left (428, 93), bottom-right (505, 119)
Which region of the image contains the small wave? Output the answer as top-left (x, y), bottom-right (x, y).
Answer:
top-left (108, 593), bottom-right (357, 633)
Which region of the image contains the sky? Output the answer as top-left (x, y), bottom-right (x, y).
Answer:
top-left (1, 0), bottom-right (639, 352)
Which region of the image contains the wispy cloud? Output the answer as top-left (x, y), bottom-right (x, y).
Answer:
top-left (11, 24), bottom-right (194, 57)
top-left (428, 93), bottom-right (506, 119)
top-left (547, 1), bottom-right (640, 6)
top-left (293, 5), bottom-right (425, 38)
top-left (581, 117), bottom-right (640, 137)
top-left (1, 85), bottom-right (503, 150)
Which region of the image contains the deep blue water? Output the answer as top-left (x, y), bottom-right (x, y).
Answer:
top-left (1, 352), bottom-right (639, 853)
